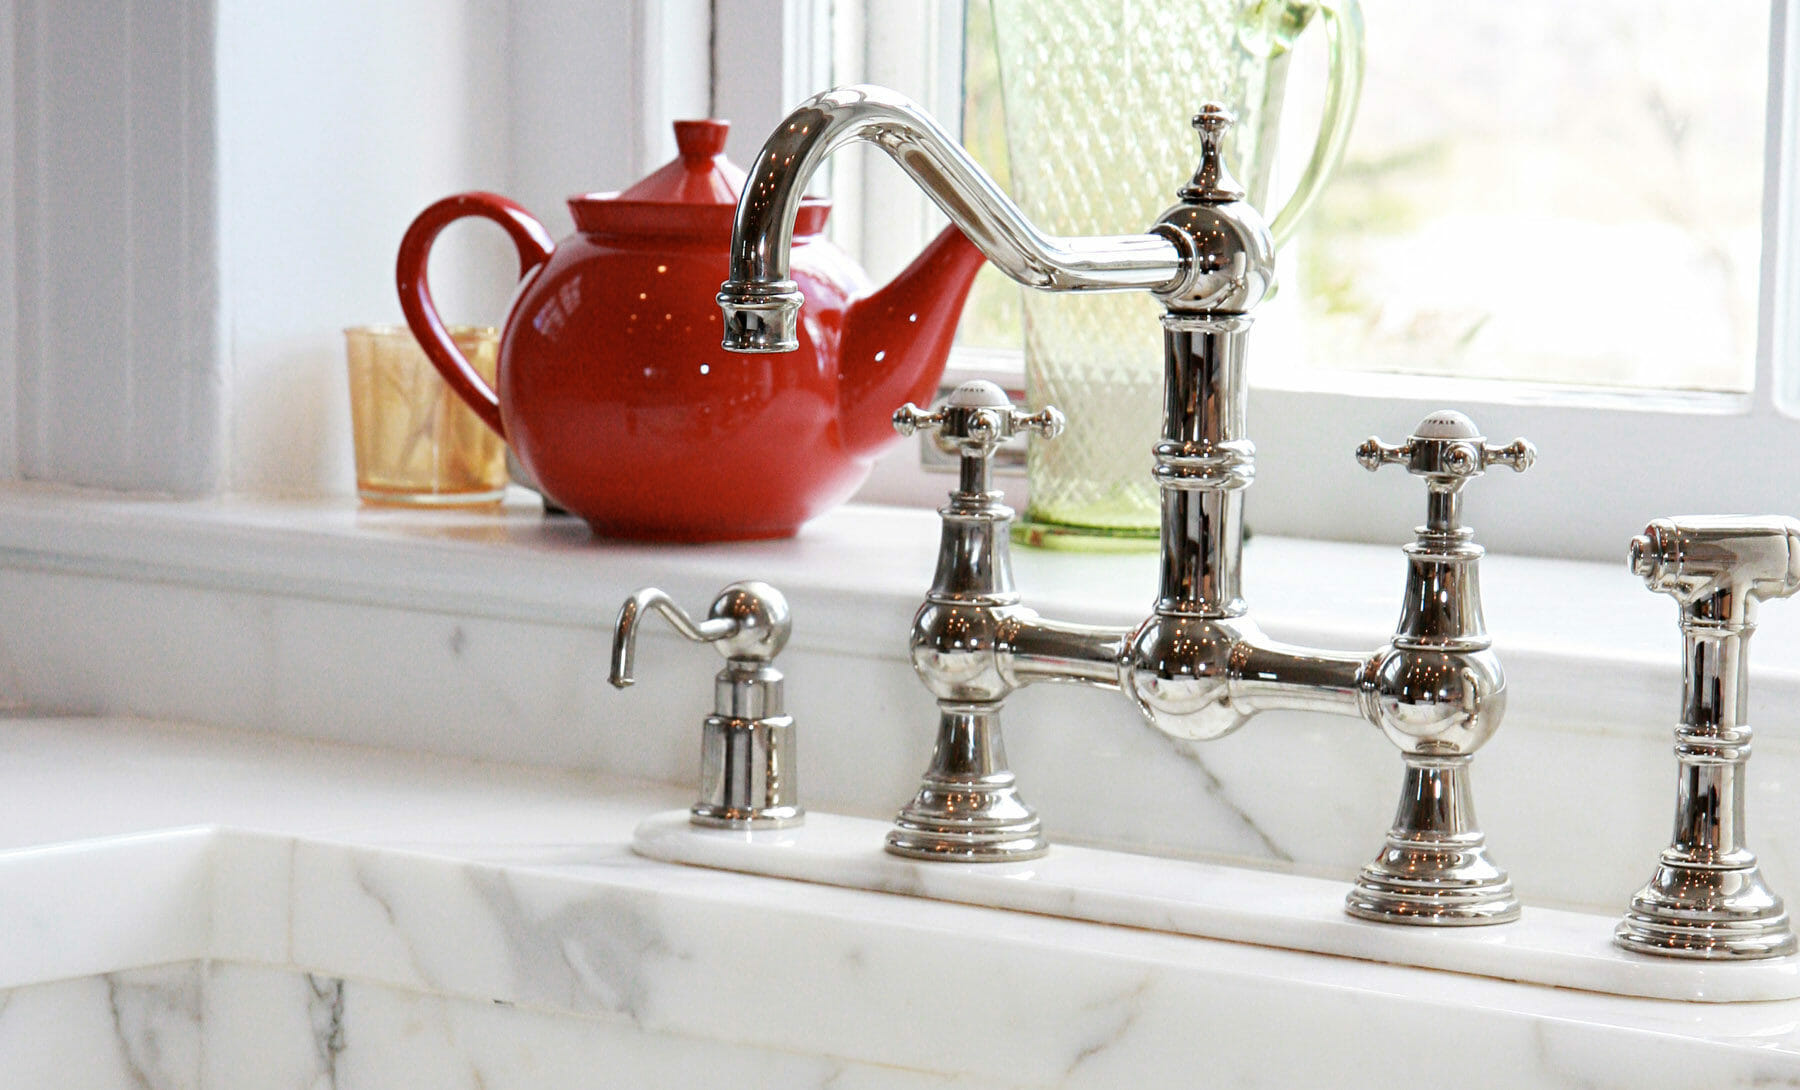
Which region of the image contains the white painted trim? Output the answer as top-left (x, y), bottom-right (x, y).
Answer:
top-left (631, 0), bottom-right (713, 176)
top-left (1773, 0), bottom-right (1800, 413)
top-left (8, 0), bottom-right (1787, 557)
top-left (1245, 2), bottom-right (1799, 562)
top-left (826, 0), bottom-right (964, 279)
top-left (712, 0), bottom-right (833, 170)
top-left (0, 0), bottom-right (18, 481)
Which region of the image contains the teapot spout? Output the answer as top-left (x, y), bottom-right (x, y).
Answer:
top-left (838, 224), bottom-right (986, 457)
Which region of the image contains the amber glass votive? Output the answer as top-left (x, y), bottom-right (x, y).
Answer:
top-left (344, 325), bottom-right (507, 506)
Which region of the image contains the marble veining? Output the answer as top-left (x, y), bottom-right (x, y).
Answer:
top-left (631, 809), bottom-right (1800, 1003)
top-left (306, 975), bottom-right (345, 1086)
top-left (7, 963), bottom-right (1048, 1090)
top-left (1061, 975), bottom-right (1154, 1079)
top-left (467, 865), bottom-right (674, 1021)
top-left (108, 971), bottom-right (203, 1086)
top-left (1171, 739), bottom-right (1293, 862)
top-left (3, 717), bottom-right (1800, 1087)
top-left (106, 967), bottom-right (205, 1090)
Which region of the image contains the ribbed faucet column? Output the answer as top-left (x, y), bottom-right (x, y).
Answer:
top-left (1615, 605), bottom-right (1791, 957)
top-left (1155, 315), bottom-right (1253, 618)
top-left (1674, 618), bottom-right (1752, 865)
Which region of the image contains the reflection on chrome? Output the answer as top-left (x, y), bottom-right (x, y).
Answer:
top-left (724, 87), bottom-right (1534, 925)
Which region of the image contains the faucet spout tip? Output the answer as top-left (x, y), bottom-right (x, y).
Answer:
top-left (717, 281), bottom-right (804, 353)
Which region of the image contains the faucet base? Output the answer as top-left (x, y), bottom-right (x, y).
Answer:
top-left (885, 808), bottom-right (1047, 862)
top-left (885, 703), bottom-right (1049, 862)
top-left (1345, 842), bottom-right (1520, 926)
top-left (886, 775), bottom-right (1047, 861)
top-left (1346, 755), bottom-right (1519, 926)
top-left (1615, 861), bottom-right (1797, 960)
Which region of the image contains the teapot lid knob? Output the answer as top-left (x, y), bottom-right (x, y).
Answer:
top-left (1179, 103), bottom-right (1247, 204)
top-left (673, 119), bottom-right (730, 162)
top-left (611, 118), bottom-right (747, 206)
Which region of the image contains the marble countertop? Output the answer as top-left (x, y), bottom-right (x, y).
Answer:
top-left (8, 714), bottom-right (1800, 1089)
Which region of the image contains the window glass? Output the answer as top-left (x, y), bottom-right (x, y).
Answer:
top-left (957, 1), bottom-right (1771, 394)
top-left (954, 0), bottom-right (1023, 352)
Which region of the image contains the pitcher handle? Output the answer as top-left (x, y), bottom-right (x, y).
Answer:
top-left (1267, 0), bottom-right (1365, 247)
top-left (396, 192), bottom-right (555, 438)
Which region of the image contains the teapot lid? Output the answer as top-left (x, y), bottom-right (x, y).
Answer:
top-left (569, 119), bottom-right (830, 239)
top-left (619, 120), bottom-right (747, 204)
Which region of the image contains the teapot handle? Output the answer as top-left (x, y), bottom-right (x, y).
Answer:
top-left (396, 192), bottom-right (555, 438)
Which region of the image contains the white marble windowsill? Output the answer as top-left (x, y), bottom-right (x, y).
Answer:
top-left (0, 480), bottom-right (1747, 703)
top-left (3, 482), bottom-right (1798, 918)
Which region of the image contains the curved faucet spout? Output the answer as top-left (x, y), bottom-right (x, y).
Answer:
top-left (719, 84), bottom-right (1187, 353)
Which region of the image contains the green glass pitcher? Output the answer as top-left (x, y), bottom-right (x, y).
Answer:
top-left (991, 0), bottom-right (1364, 548)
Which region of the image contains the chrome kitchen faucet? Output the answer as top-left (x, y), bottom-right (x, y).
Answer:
top-left (719, 86), bottom-right (1533, 926)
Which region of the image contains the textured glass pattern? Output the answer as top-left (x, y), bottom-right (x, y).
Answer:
top-left (991, 0), bottom-right (1289, 536)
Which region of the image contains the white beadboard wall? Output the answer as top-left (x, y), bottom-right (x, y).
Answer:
top-left (12, 0), bottom-right (221, 495)
top-left (6, 0), bottom-right (722, 499)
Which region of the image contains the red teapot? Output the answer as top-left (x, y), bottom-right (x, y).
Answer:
top-left (397, 120), bottom-right (984, 541)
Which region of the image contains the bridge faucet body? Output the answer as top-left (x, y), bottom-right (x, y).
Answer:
top-left (721, 86), bottom-right (1532, 925)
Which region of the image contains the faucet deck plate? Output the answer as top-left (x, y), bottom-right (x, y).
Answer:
top-left (632, 810), bottom-right (1800, 1003)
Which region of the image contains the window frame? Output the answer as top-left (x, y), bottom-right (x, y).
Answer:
top-left (787, 0), bottom-right (1800, 562)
